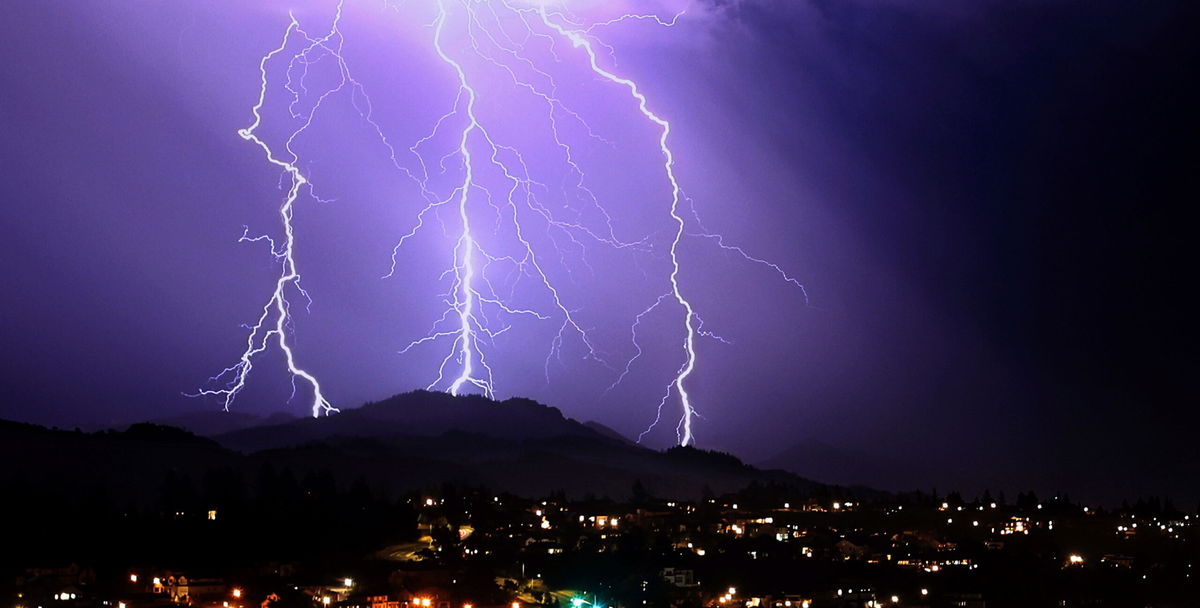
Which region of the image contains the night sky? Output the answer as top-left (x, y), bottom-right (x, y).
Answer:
top-left (1, 0), bottom-right (1196, 505)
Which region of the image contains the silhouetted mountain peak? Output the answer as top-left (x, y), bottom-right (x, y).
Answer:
top-left (354, 390), bottom-right (569, 424)
top-left (0, 397), bottom-right (830, 502)
top-left (213, 390), bottom-right (609, 454)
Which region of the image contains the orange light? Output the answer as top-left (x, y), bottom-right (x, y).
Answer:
top-left (233, 589), bottom-right (243, 599)
top-left (129, 575), bottom-right (138, 584)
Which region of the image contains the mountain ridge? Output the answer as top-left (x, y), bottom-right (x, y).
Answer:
top-left (0, 391), bottom-right (851, 502)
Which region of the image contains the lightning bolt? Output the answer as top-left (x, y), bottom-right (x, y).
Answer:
top-left (392, 0), bottom-right (634, 398)
top-left (196, 1), bottom-right (809, 445)
top-left (535, 6), bottom-right (701, 446)
top-left (431, 0), bottom-right (491, 397)
top-left (190, 13), bottom-right (336, 418)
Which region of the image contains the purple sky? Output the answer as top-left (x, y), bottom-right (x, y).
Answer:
top-left (1, 0), bottom-right (1195, 505)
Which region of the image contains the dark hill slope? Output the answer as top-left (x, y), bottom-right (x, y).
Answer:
top-left (212, 390), bottom-right (605, 452)
top-left (0, 392), bottom-right (832, 501)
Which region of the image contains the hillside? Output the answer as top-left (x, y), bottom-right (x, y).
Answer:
top-left (0, 392), bottom-right (829, 502)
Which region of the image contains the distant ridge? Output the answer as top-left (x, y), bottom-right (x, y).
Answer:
top-left (0, 391), bottom-right (851, 501)
top-left (211, 390), bottom-right (618, 452)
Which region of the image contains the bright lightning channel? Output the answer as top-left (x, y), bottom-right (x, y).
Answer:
top-left (197, 1), bottom-right (808, 446)
top-left (433, 0), bottom-right (490, 397)
top-left (535, 6), bottom-right (700, 446)
top-left (394, 0), bottom-right (626, 399)
top-left (190, 14), bottom-right (336, 418)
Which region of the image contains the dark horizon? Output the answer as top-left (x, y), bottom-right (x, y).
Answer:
top-left (2, 0), bottom-right (1198, 508)
top-left (0, 388), bottom-right (1192, 510)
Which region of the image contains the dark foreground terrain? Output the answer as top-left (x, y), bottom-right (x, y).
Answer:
top-left (3, 392), bottom-right (1196, 607)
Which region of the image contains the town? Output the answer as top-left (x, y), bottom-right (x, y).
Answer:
top-left (8, 485), bottom-right (1197, 608)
